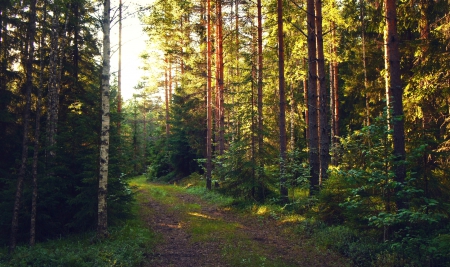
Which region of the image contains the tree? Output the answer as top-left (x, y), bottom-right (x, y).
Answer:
top-left (315, 0), bottom-right (329, 183)
top-left (9, 0), bottom-right (37, 252)
top-left (257, 0), bottom-right (263, 170)
top-left (30, 0), bottom-right (47, 246)
top-left (384, 0), bottom-right (406, 209)
top-left (206, 0), bottom-right (213, 190)
top-left (216, 0), bottom-right (225, 156)
top-left (277, 0), bottom-right (288, 202)
top-left (307, 0), bottom-right (320, 194)
top-left (97, 0), bottom-right (111, 238)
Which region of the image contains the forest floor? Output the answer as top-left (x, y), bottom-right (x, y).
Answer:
top-left (130, 176), bottom-right (352, 267)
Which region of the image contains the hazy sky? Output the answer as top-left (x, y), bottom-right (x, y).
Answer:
top-left (110, 0), bottom-right (149, 101)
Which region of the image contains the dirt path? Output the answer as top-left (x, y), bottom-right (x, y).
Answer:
top-left (136, 183), bottom-right (352, 267)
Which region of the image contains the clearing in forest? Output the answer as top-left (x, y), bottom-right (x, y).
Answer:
top-left (130, 176), bottom-right (351, 267)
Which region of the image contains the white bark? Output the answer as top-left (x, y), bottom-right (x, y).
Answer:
top-left (98, 0), bottom-right (110, 238)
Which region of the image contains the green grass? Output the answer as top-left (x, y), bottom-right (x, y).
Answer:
top-left (134, 177), bottom-right (297, 267)
top-left (0, 221), bottom-right (155, 267)
top-left (185, 186), bottom-right (235, 206)
top-left (0, 175), bottom-right (156, 267)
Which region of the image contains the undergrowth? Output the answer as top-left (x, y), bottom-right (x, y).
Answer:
top-left (0, 175), bottom-right (156, 267)
top-left (0, 221), bottom-right (155, 267)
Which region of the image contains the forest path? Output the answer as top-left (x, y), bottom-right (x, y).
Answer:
top-left (130, 176), bottom-right (351, 267)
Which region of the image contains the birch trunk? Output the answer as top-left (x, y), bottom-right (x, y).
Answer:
top-left (97, 0), bottom-right (111, 238)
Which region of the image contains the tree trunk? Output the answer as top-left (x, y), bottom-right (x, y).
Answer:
top-left (233, 0), bottom-right (240, 140)
top-left (385, 0), bottom-right (406, 209)
top-left (118, 0), bottom-right (122, 129)
top-left (304, 59), bottom-right (308, 141)
top-left (206, 0), bottom-right (212, 190)
top-left (277, 0), bottom-right (288, 202)
top-left (257, 0), bottom-right (264, 167)
top-left (361, 0), bottom-right (370, 126)
top-left (31, 0), bottom-right (46, 246)
top-left (47, 8), bottom-right (61, 159)
top-left (307, 0), bottom-right (320, 194)
top-left (97, 0), bottom-right (111, 239)
top-left (165, 58), bottom-right (170, 137)
top-left (10, 0), bottom-right (37, 252)
top-left (316, 0), bottom-right (329, 183)
top-left (217, 0), bottom-right (224, 156)
top-left (330, 22), bottom-right (339, 166)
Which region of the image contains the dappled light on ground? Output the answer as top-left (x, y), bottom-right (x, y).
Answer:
top-left (188, 212), bottom-right (216, 220)
top-left (131, 177), bottom-right (352, 267)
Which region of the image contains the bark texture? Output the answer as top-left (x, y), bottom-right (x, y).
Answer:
top-left (206, 0), bottom-right (212, 190)
top-left (315, 0), bottom-right (329, 183)
top-left (277, 0), bottom-right (288, 201)
top-left (307, 0), bottom-right (320, 194)
top-left (385, 0), bottom-right (406, 209)
top-left (98, 0), bottom-right (111, 238)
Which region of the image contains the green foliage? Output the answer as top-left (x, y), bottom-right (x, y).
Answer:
top-left (312, 225), bottom-right (383, 266)
top-left (186, 186), bottom-right (235, 207)
top-left (0, 222), bottom-right (155, 267)
top-left (317, 112), bottom-right (450, 266)
top-left (213, 139), bottom-right (275, 201)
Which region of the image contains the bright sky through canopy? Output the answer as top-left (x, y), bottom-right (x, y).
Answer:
top-left (110, 0), bottom-right (151, 101)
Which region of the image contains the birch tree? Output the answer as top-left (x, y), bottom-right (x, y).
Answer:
top-left (97, 0), bottom-right (111, 238)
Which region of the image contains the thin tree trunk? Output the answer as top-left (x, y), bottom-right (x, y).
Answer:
top-left (384, 24), bottom-right (392, 125)
top-left (169, 60), bottom-right (172, 103)
top-left (217, 0), bottom-right (224, 156)
top-left (72, 2), bottom-right (79, 84)
top-left (361, 0), bottom-right (370, 126)
top-left (234, 0), bottom-right (240, 139)
top-left (330, 21), bottom-right (339, 166)
top-left (304, 58), bottom-right (308, 141)
top-left (10, 0), bottom-right (37, 252)
top-left (47, 8), bottom-right (60, 159)
top-left (385, 0), bottom-right (406, 209)
top-left (97, 0), bottom-right (111, 239)
top-left (206, 0), bottom-right (212, 190)
top-left (307, 0), bottom-right (320, 194)
top-left (257, 0), bottom-right (264, 166)
top-left (118, 0), bottom-right (122, 129)
top-left (251, 36), bottom-right (256, 196)
top-left (165, 58), bottom-right (170, 137)
top-left (330, 52), bottom-right (334, 159)
top-left (30, 0), bottom-right (46, 246)
top-left (315, 0), bottom-right (329, 184)
top-left (290, 85), bottom-right (295, 151)
top-left (277, 0), bottom-right (288, 202)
